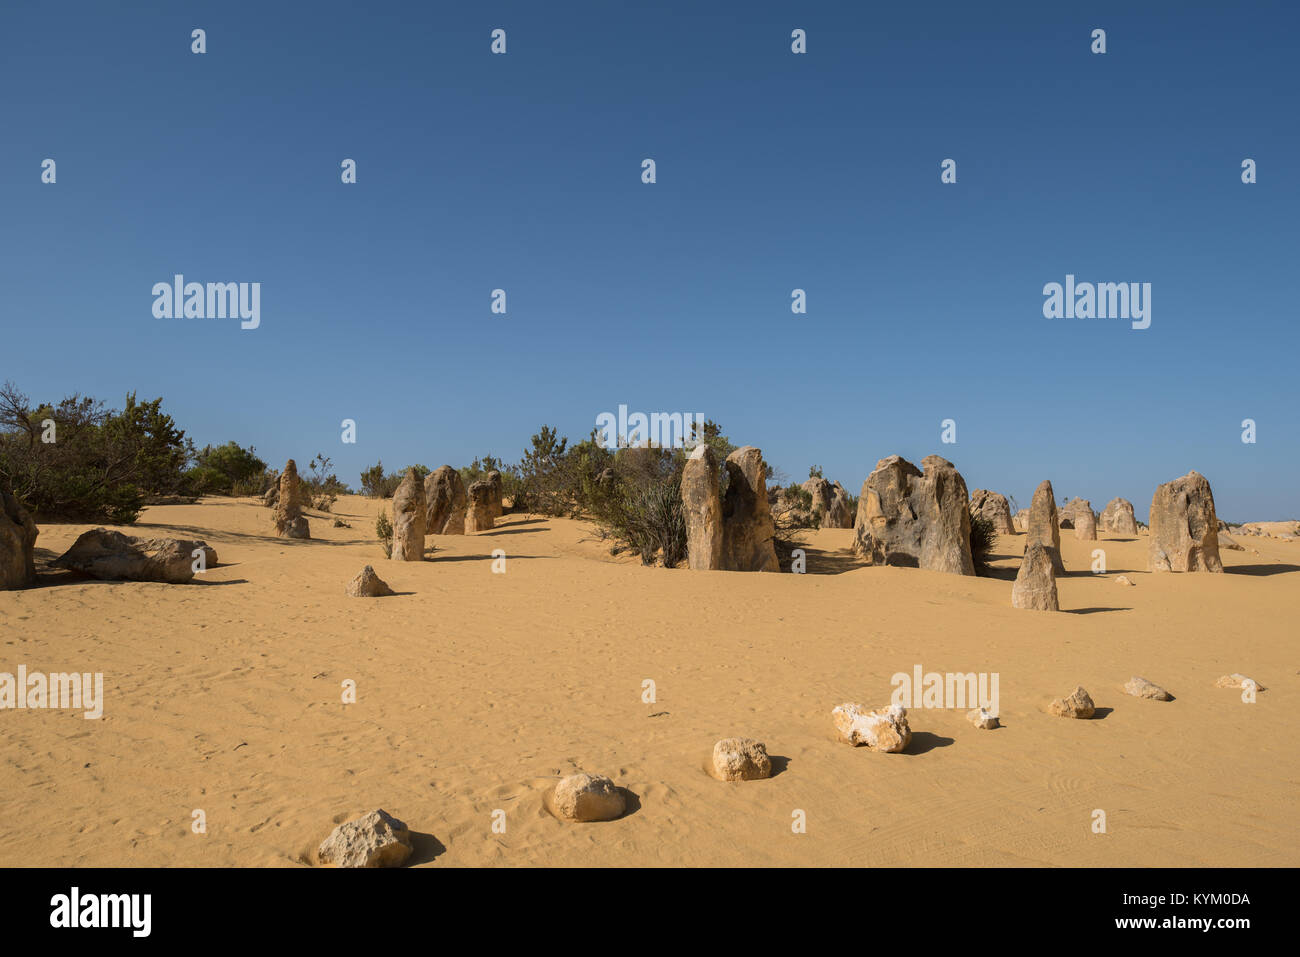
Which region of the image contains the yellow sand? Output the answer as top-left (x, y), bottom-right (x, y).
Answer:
top-left (2, 495), bottom-right (1296, 867)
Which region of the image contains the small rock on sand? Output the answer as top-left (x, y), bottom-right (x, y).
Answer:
top-left (832, 703), bottom-right (911, 752)
top-left (345, 565), bottom-right (395, 597)
top-left (318, 809), bottom-right (412, 868)
top-left (1048, 685), bottom-right (1096, 719)
top-left (1215, 674), bottom-right (1265, 691)
top-left (553, 772), bottom-right (626, 822)
top-left (967, 707), bottom-right (999, 729)
top-left (711, 738), bottom-right (772, 781)
top-left (1124, 676), bottom-right (1171, 700)
top-left (1115, 575), bottom-right (1134, 586)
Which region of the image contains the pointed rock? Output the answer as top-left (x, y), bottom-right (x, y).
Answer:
top-left (1025, 480), bottom-right (1065, 574)
top-left (390, 468), bottom-right (426, 561)
top-left (1012, 541), bottom-right (1059, 611)
top-left (345, 565), bottom-right (396, 597)
top-left (681, 444), bottom-right (724, 570)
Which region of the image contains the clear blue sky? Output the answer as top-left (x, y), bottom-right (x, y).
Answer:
top-left (3, 0), bottom-right (1296, 521)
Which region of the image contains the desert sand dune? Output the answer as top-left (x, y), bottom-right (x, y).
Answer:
top-left (1, 494), bottom-right (1296, 867)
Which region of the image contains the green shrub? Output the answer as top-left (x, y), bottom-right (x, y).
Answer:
top-left (970, 514), bottom-right (997, 575)
top-left (0, 382), bottom-right (186, 523)
top-left (596, 475), bottom-right (686, 566)
top-left (375, 509), bottom-right (393, 558)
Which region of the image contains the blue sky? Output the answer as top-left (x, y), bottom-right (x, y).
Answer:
top-left (3, 0), bottom-right (1297, 520)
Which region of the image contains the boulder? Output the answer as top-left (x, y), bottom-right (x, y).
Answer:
top-left (424, 466), bottom-right (467, 535)
top-left (1101, 498), bottom-right (1138, 535)
top-left (1074, 508), bottom-right (1097, 541)
top-left (681, 444), bottom-right (724, 570)
top-left (345, 565), bottom-right (396, 597)
top-left (711, 738), bottom-right (772, 781)
top-left (852, 455), bottom-right (974, 576)
top-left (1012, 541), bottom-right (1059, 611)
top-left (969, 489), bottom-right (1015, 534)
top-left (1219, 533), bottom-right (1244, 551)
top-left (553, 772), bottom-right (625, 822)
top-left (1048, 685), bottom-right (1095, 719)
top-left (1124, 676), bottom-right (1171, 701)
top-left (721, 447), bottom-right (779, 572)
top-left (1148, 471), bottom-right (1223, 572)
top-left (273, 459), bottom-right (310, 539)
top-left (317, 809), bottom-right (412, 868)
top-left (465, 479), bottom-right (496, 533)
top-left (831, 703), bottom-right (911, 752)
top-left (52, 529), bottom-right (217, 584)
top-left (1, 475), bottom-right (38, 589)
top-left (967, 707), bottom-right (1000, 729)
top-left (261, 483), bottom-right (278, 508)
top-left (1025, 480), bottom-right (1065, 574)
top-left (390, 468), bottom-right (426, 561)
top-left (824, 481), bottom-right (855, 529)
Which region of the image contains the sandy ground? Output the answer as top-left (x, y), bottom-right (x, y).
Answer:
top-left (1, 494), bottom-right (1296, 867)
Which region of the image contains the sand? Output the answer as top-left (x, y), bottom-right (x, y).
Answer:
top-left (1, 494), bottom-right (1296, 867)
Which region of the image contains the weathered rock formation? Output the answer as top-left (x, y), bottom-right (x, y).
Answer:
top-left (317, 809), bottom-right (412, 868)
top-left (1025, 480), bottom-right (1064, 574)
top-left (390, 468), bottom-right (426, 561)
top-left (711, 738), bottom-right (772, 781)
top-left (824, 481), bottom-right (855, 529)
top-left (424, 466), bottom-right (467, 535)
top-left (1059, 497), bottom-right (1092, 528)
top-left (52, 529), bottom-right (217, 584)
top-left (273, 459), bottom-right (310, 539)
top-left (1012, 541), bottom-right (1059, 611)
top-left (1074, 507), bottom-right (1097, 540)
top-left (967, 707), bottom-right (999, 730)
top-left (721, 447), bottom-right (779, 572)
top-left (553, 772), bottom-right (625, 822)
top-left (485, 470), bottom-right (504, 519)
top-left (1, 475), bottom-right (38, 590)
top-left (832, 703), bottom-right (911, 752)
top-left (1012, 509), bottom-right (1029, 532)
top-left (1148, 471), bottom-right (1223, 572)
top-left (801, 477), bottom-right (833, 520)
top-left (853, 455), bottom-right (974, 575)
top-left (681, 444), bottom-right (724, 570)
top-left (1101, 497), bottom-right (1138, 535)
top-left (969, 489), bottom-right (1015, 534)
top-left (465, 479), bottom-right (496, 533)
